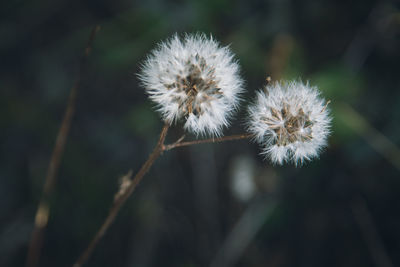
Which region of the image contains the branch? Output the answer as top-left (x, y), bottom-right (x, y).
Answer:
top-left (73, 129), bottom-right (251, 266)
top-left (339, 103), bottom-right (400, 171)
top-left (25, 25), bottom-right (101, 267)
top-left (163, 133), bottom-right (252, 151)
top-left (73, 123), bottom-right (169, 267)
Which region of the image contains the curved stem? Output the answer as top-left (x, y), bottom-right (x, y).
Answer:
top-left (73, 123), bottom-right (169, 267)
top-left (73, 129), bottom-right (250, 267)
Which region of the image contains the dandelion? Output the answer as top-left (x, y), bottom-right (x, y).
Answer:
top-left (139, 33), bottom-right (244, 136)
top-left (247, 80), bottom-right (331, 165)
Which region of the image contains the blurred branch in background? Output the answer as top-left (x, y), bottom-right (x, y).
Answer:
top-left (266, 34), bottom-right (294, 81)
top-left (25, 25), bottom-right (101, 267)
top-left (210, 198), bottom-right (276, 267)
top-left (344, 3), bottom-right (398, 73)
top-left (337, 102), bottom-right (400, 171)
top-left (352, 195), bottom-right (394, 267)
top-left (339, 3), bottom-right (400, 171)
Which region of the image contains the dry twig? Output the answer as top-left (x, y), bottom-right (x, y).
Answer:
top-left (73, 129), bottom-right (251, 266)
top-left (25, 25), bottom-right (101, 267)
top-left (163, 133), bottom-right (252, 151)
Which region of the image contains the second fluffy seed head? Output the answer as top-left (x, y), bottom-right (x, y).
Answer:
top-left (247, 80), bottom-right (331, 165)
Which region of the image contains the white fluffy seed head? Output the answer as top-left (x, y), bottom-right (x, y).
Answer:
top-left (247, 80), bottom-right (331, 165)
top-left (139, 33), bottom-right (244, 136)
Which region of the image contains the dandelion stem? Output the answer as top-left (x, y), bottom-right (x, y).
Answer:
top-left (73, 129), bottom-right (251, 266)
top-left (163, 133), bottom-right (252, 151)
top-left (26, 25), bottom-right (100, 267)
top-left (73, 123), bottom-right (169, 267)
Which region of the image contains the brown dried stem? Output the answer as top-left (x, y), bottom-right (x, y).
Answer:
top-left (26, 25), bottom-right (101, 267)
top-left (73, 129), bottom-right (251, 267)
top-left (73, 123), bottom-right (169, 267)
top-left (163, 133), bottom-right (252, 151)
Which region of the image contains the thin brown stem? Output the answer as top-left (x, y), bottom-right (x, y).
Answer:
top-left (73, 129), bottom-right (250, 266)
top-left (163, 133), bottom-right (252, 151)
top-left (73, 123), bottom-right (169, 267)
top-left (26, 25), bottom-right (101, 267)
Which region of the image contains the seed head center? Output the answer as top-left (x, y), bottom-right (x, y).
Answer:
top-left (264, 105), bottom-right (313, 146)
top-left (165, 60), bottom-right (222, 117)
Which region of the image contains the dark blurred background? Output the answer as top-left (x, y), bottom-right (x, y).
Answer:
top-left (1, 0), bottom-right (400, 266)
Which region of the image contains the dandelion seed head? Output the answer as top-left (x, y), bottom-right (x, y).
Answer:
top-left (248, 80), bottom-right (331, 165)
top-left (139, 33), bottom-right (244, 136)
